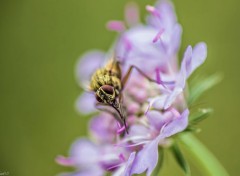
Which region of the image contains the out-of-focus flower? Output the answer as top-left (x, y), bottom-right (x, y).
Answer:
top-left (57, 0), bottom-right (208, 176)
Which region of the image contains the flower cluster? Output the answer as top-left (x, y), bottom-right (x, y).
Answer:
top-left (57, 0), bottom-right (207, 175)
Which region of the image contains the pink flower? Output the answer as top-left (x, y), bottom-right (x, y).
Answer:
top-left (57, 0), bottom-right (208, 175)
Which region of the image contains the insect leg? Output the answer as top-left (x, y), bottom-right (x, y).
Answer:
top-left (95, 102), bottom-right (128, 134)
top-left (122, 65), bottom-right (175, 89)
top-left (122, 65), bottom-right (156, 88)
top-left (95, 102), bottom-right (117, 116)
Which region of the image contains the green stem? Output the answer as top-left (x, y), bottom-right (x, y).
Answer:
top-left (178, 133), bottom-right (229, 176)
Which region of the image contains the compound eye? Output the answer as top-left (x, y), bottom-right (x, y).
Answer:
top-left (101, 85), bottom-right (114, 95)
top-left (95, 94), bottom-right (103, 103)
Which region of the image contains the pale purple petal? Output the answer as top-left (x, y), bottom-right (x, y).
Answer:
top-left (147, 110), bottom-right (174, 131)
top-left (59, 139), bottom-right (104, 176)
top-left (76, 50), bottom-right (105, 87)
top-left (122, 124), bottom-right (150, 144)
top-left (168, 24), bottom-right (182, 54)
top-left (163, 46), bottom-right (192, 109)
top-left (112, 152), bottom-right (136, 176)
top-left (147, 0), bottom-right (177, 31)
top-left (70, 139), bottom-right (100, 167)
top-left (116, 26), bottom-right (166, 74)
top-left (190, 42), bottom-right (207, 75)
top-left (145, 0), bottom-right (182, 63)
top-left (163, 87), bottom-right (183, 109)
top-left (123, 152), bottom-right (136, 176)
top-left (129, 124), bottom-right (149, 137)
top-left (75, 92), bottom-right (96, 114)
top-left (180, 43), bottom-right (207, 79)
top-left (58, 170), bottom-right (104, 176)
top-left (161, 109), bottom-right (189, 138)
top-left (89, 113), bottom-right (117, 143)
top-left (163, 43), bottom-right (207, 109)
top-left (148, 94), bottom-right (167, 110)
top-left (179, 45), bottom-right (193, 84)
top-left (130, 137), bottom-right (160, 176)
top-left (112, 166), bottom-right (125, 176)
top-left (129, 109), bottom-right (188, 176)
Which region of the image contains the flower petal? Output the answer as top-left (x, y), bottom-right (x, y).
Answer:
top-left (123, 152), bottom-right (136, 176)
top-left (113, 152), bottom-right (136, 176)
top-left (75, 92), bottom-right (96, 114)
top-left (130, 137), bottom-right (160, 176)
top-left (58, 170), bottom-right (104, 176)
top-left (191, 42), bottom-right (207, 76)
top-left (168, 24), bottom-right (182, 55)
top-left (163, 87), bottom-right (183, 109)
top-left (147, 0), bottom-right (177, 31)
top-left (148, 94), bottom-right (167, 111)
top-left (181, 42), bottom-right (207, 79)
top-left (147, 110), bottom-right (174, 131)
top-left (163, 46), bottom-right (192, 109)
top-left (129, 109), bottom-right (188, 176)
top-left (70, 139), bottom-right (100, 167)
top-left (75, 50), bottom-right (105, 88)
top-left (116, 26), bottom-right (165, 75)
top-left (89, 113), bottom-right (117, 143)
top-left (163, 43), bottom-right (207, 109)
top-left (161, 109), bottom-right (189, 138)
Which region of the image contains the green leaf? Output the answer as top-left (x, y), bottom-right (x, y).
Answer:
top-left (184, 126), bottom-right (201, 133)
top-left (171, 142), bottom-right (191, 176)
top-left (189, 108), bottom-right (213, 125)
top-left (188, 73), bottom-right (223, 105)
top-left (178, 133), bottom-right (229, 176)
top-left (152, 147), bottom-right (164, 176)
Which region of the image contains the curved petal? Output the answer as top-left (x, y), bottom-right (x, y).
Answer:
top-left (163, 87), bottom-right (183, 109)
top-left (180, 45), bottom-right (193, 83)
top-left (75, 50), bottom-right (105, 88)
top-left (112, 152), bottom-right (136, 176)
top-left (116, 26), bottom-right (166, 75)
top-left (191, 42), bottom-right (207, 75)
top-left (180, 43), bottom-right (207, 79)
top-left (58, 169), bottom-right (104, 176)
top-left (148, 94), bottom-right (167, 110)
top-left (75, 92), bottom-right (96, 114)
top-left (129, 109), bottom-right (188, 176)
top-left (161, 109), bottom-right (189, 138)
top-left (123, 152), bottom-right (136, 176)
top-left (163, 43), bottom-right (207, 109)
top-left (147, 110), bottom-right (174, 131)
top-left (89, 113), bottom-right (117, 143)
top-left (163, 46), bottom-right (192, 109)
top-left (130, 137), bottom-right (160, 176)
top-left (70, 139), bottom-right (100, 167)
top-left (147, 0), bottom-right (177, 31)
top-left (146, 0), bottom-right (181, 66)
top-left (168, 24), bottom-right (182, 55)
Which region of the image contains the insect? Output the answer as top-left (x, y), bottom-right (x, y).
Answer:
top-left (90, 58), bottom-right (128, 133)
top-left (89, 55), bottom-right (161, 134)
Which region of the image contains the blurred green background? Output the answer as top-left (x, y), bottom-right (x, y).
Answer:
top-left (0, 0), bottom-right (239, 175)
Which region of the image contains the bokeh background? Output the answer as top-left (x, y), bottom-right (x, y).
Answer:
top-left (0, 0), bottom-right (239, 175)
